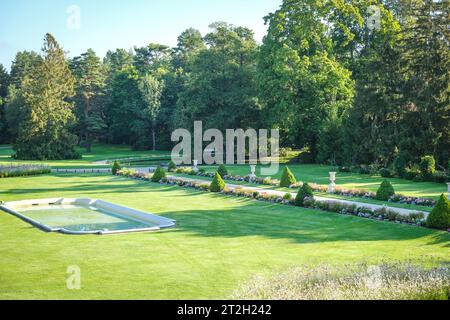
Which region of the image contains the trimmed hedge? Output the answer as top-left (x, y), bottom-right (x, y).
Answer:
top-left (280, 166), bottom-right (297, 188)
top-left (210, 172), bottom-right (225, 192)
top-left (426, 194), bottom-right (450, 229)
top-left (376, 180), bottom-right (395, 201)
top-left (0, 165), bottom-right (51, 178)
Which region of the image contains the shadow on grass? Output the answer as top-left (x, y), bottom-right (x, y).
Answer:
top-left (158, 196), bottom-right (450, 247)
top-left (5, 174), bottom-right (449, 247)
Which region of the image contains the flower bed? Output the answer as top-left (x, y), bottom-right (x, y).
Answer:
top-left (0, 164), bottom-right (51, 178)
top-left (173, 167), bottom-right (436, 207)
top-left (117, 169), bottom-right (428, 228)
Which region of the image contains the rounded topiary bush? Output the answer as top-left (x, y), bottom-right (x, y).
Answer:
top-left (376, 180), bottom-right (395, 201)
top-left (280, 166), bottom-right (297, 188)
top-left (217, 164), bottom-right (228, 178)
top-left (420, 155), bottom-right (436, 179)
top-left (112, 161), bottom-right (122, 175)
top-left (210, 172), bottom-right (226, 192)
top-left (295, 183), bottom-right (313, 207)
top-left (426, 194), bottom-right (450, 229)
top-left (168, 161), bottom-right (177, 172)
top-left (151, 166), bottom-right (166, 182)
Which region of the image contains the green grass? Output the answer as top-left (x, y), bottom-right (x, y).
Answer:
top-left (197, 164), bottom-right (447, 200)
top-left (0, 174), bottom-right (449, 299)
top-left (0, 144), bottom-right (170, 169)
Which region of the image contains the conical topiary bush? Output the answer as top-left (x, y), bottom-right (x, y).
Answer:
top-left (217, 164), bottom-right (228, 178)
top-left (151, 166), bottom-right (166, 182)
top-left (280, 166), bottom-right (297, 188)
top-left (426, 194), bottom-right (450, 229)
top-left (375, 180), bottom-right (395, 201)
top-left (112, 161), bottom-right (122, 175)
top-left (210, 172), bottom-right (226, 192)
top-left (295, 183), bottom-right (314, 207)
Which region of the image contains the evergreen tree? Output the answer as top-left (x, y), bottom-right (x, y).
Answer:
top-left (13, 34), bottom-right (79, 160)
top-left (70, 49), bottom-right (107, 152)
top-left (138, 74), bottom-right (164, 151)
top-left (0, 65), bottom-right (10, 143)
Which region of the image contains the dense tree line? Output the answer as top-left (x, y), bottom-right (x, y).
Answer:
top-left (0, 0), bottom-right (448, 172)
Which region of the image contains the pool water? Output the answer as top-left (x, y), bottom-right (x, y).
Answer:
top-left (20, 204), bottom-right (155, 233)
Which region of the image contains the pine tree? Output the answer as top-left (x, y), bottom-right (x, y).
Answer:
top-left (14, 34), bottom-right (79, 160)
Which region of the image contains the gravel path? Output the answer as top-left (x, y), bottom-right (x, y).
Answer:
top-left (174, 176), bottom-right (430, 218)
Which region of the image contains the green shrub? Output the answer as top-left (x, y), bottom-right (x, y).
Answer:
top-left (280, 166), bottom-right (297, 188)
top-left (376, 180), bottom-right (395, 201)
top-left (210, 172), bottom-right (226, 192)
top-left (427, 194), bottom-right (450, 229)
top-left (379, 168), bottom-right (393, 178)
top-left (112, 161), bottom-right (122, 175)
top-left (420, 156), bottom-right (436, 179)
top-left (433, 171), bottom-right (448, 184)
top-left (217, 164), bottom-right (228, 178)
top-left (151, 166), bottom-right (166, 182)
top-left (295, 183), bottom-right (313, 207)
top-left (283, 193), bottom-right (293, 201)
top-left (403, 167), bottom-right (420, 180)
top-left (168, 161), bottom-right (177, 172)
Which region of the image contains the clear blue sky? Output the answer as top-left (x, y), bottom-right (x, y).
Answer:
top-left (0, 0), bottom-right (282, 70)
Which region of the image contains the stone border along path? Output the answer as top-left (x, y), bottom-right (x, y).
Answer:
top-left (171, 176), bottom-right (431, 218)
top-left (52, 166), bottom-right (430, 218)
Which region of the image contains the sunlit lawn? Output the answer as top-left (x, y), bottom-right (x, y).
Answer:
top-left (0, 144), bottom-right (170, 169)
top-left (0, 174), bottom-right (448, 299)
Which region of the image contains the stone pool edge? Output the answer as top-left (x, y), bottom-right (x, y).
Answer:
top-left (0, 198), bottom-right (176, 235)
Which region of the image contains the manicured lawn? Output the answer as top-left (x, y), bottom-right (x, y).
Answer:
top-left (198, 164), bottom-right (447, 200)
top-left (0, 144), bottom-right (170, 169)
top-left (0, 174), bottom-right (448, 299)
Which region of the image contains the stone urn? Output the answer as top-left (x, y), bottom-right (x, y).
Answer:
top-left (328, 172), bottom-right (337, 193)
top-left (447, 183), bottom-right (450, 200)
top-left (192, 160), bottom-right (199, 173)
top-left (249, 165), bottom-right (257, 182)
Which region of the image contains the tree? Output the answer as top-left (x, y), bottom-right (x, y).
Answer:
top-left (0, 65), bottom-right (10, 143)
top-left (70, 49), bottom-right (107, 152)
top-left (398, 0), bottom-right (450, 166)
top-left (12, 34), bottom-right (79, 160)
top-left (138, 74), bottom-right (164, 151)
top-left (106, 65), bottom-right (142, 146)
top-left (173, 28), bottom-right (205, 70)
top-left (259, 0), bottom-right (354, 159)
top-left (134, 43), bottom-right (171, 75)
top-left (175, 22), bottom-right (261, 132)
top-left (9, 51), bottom-right (41, 88)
